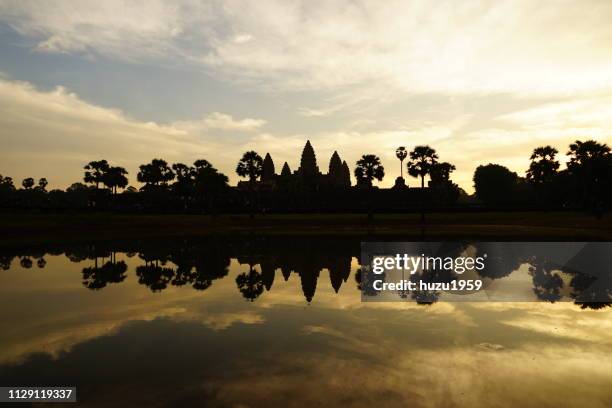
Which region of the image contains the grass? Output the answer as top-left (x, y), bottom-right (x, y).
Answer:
top-left (1, 211), bottom-right (611, 244)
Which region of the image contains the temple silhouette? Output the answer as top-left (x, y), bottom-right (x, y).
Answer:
top-left (238, 141), bottom-right (352, 193)
top-left (233, 140), bottom-right (437, 213)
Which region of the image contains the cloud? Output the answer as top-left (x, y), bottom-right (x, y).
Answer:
top-left (0, 77), bottom-right (266, 188)
top-left (3, 1), bottom-right (612, 95)
top-left (174, 112), bottom-right (266, 132)
top-left (0, 76), bottom-right (610, 193)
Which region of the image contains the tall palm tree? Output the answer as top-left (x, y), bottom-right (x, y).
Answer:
top-left (236, 151), bottom-right (264, 183)
top-left (396, 146), bottom-right (407, 179)
top-left (137, 159), bottom-right (175, 190)
top-left (354, 154), bottom-right (385, 219)
top-left (236, 151), bottom-right (263, 217)
top-left (84, 160), bottom-right (110, 190)
top-left (566, 140), bottom-right (611, 210)
top-left (430, 162), bottom-right (456, 184)
top-left (21, 177), bottom-right (35, 190)
top-left (407, 145), bottom-right (438, 188)
top-left (193, 159), bottom-right (229, 214)
top-left (37, 178), bottom-right (48, 192)
top-left (103, 166), bottom-right (129, 194)
top-left (354, 154), bottom-right (385, 187)
top-left (527, 146), bottom-right (559, 184)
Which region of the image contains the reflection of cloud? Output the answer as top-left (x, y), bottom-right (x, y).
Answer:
top-left (199, 311), bottom-right (265, 330)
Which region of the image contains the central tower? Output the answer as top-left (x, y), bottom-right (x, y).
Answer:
top-left (298, 140), bottom-right (320, 176)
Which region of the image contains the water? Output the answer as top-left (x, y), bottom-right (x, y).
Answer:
top-left (1, 236), bottom-right (611, 407)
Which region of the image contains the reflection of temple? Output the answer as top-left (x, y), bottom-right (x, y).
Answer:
top-left (4, 238), bottom-right (611, 309)
top-left (234, 238), bottom-right (354, 303)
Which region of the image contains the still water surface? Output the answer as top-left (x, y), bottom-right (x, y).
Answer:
top-left (0, 236), bottom-right (611, 407)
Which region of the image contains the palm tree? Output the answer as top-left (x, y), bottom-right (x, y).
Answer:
top-left (354, 154), bottom-right (385, 219)
top-left (407, 145), bottom-right (438, 188)
top-left (137, 159), bottom-right (175, 191)
top-left (396, 146), bottom-right (407, 179)
top-left (84, 160), bottom-right (110, 190)
top-left (527, 146), bottom-right (559, 184)
top-left (354, 154), bottom-right (385, 187)
top-left (407, 146), bottom-right (438, 224)
top-left (235, 264), bottom-right (264, 302)
top-left (171, 163), bottom-right (195, 207)
top-left (236, 151), bottom-right (264, 183)
top-left (566, 140), bottom-right (611, 211)
top-left (103, 166), bottom-right (128, 194)
top-left (21, 177), bottom-right (35, 190)
top-left (37, 178), bottom-right (48, 192)
top-left (236, 151), bottom-right (263, 217)
top-left (429, 162), bottom-right (456, 184)
top-left (193, 159), bottom-right (229, 214)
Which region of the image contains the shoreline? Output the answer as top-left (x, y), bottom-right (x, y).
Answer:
top-left (1, 212), bottom-right (610, 244)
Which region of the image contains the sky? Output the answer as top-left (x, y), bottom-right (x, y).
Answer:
top-left (1, 0), bottom-right (612, 192)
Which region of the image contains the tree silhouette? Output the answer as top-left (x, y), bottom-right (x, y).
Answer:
top-left (171, 163), bottom-right (195, 206)
top-left (193, 159), bottom-right (229, 214)
top-left (37, 178), bottom-right (48, 192)
top-left (236, 151), bottom-right (263, 217)
top-left (103, 166), bottom-right (128, 194)
top-left (354, 154), bottom-right (385, 219)
top-left (566, 140), bottom-right (611, 212)
top-left (235, 264), bottom-right (264, 301)
top-left (407, 145), bottom-right (438, 188)
top-left (568, 140), bottom-right (611, 167)
top-left (0, 175), bottom-right (15, 196)
top-left (137, 159), bottom-right (175, 190)
top-left (236, 151), bottom-right (264, 183)
top-left (82, 259), bottom-right (128, 290)
top-left (84, 160), bottom-right (110, 190)
top-left (395, 146), bottom-right (407, 179)
top-left (354, 154), bottom-right (385, 187)
top-left (473, 164), bottom-right (518, 206)
top-left (21, 178), bottom-right (35, 190)
top-left (136, 261), bottom-right (175, 292)
top-left (527, 146), bottom-right (559, 184)
top-left (429, 162), bottom-right (456, 184)
top-left (19, 257), bottom-right (33, 269)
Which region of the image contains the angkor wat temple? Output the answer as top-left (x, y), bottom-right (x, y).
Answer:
top-left (238, 140), bottom-right (353, 193)
top-left (235, 140), bottom-right (450, 212)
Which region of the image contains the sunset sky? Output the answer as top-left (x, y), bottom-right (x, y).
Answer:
top-left (1, 0), bottom-right (612, 192)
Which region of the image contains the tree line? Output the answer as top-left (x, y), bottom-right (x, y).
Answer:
top-left (0, 139), bottom-right (610, 213)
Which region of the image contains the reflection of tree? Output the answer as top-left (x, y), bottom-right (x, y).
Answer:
top-left (529, 262), bottom-right (563, 303)
top-left (20, 257), bottom-right (33, 269)
top-left (82, 259), bottom-right (128, 290)
top-left (569, 272), bottom-right (612, 310)
top-left (355, 267), bottom-right (383, 297)
top-left (473, 243), bottom-right (523, 280)
top-left (235, 264), bottom-right (264, 302)
top-left (0, 255), bottom-right (14, 270)
top-left (136, 261), bottom-right (175, 292)
top-left (409, 268), bottom-right (453, 305)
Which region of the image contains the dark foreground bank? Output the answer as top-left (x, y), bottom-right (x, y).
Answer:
top-left (1, 212), bottom-right (611, 244)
